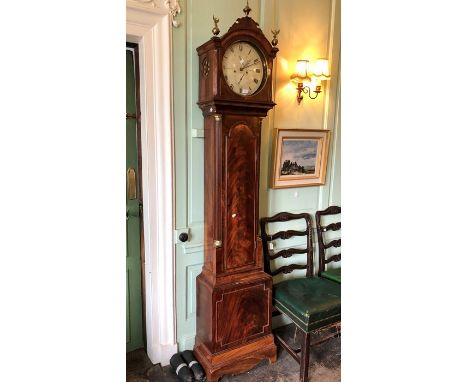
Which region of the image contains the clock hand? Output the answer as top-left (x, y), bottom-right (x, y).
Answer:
top-left (240, 59), bottom-right (253, 71)
top-left (242, 61), bottom-right (259, 70)
top-left (238, 72), bottom-right (247, 84)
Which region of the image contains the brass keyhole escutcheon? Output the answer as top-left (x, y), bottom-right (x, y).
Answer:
top-left (127, 168), bottom-right (137, 200)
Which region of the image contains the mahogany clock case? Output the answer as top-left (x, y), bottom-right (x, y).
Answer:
top-left (194, 14), bottom-right (279, 382)
top-left (194, 91), bottom-right (278, 377)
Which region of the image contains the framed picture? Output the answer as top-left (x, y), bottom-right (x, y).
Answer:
top-left (271, 128), bottom-right (331, 189)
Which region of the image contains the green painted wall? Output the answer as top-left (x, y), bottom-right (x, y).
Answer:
top-left (172, 0), bottom-right (341, 350)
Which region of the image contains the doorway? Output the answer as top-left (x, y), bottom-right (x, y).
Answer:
top-left (126, 43), bottom-right (145, 353)
top-left (127, 2), bottom-right (177, 364)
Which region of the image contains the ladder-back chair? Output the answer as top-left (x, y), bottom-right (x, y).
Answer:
top-left (316, 206), bottom-right (341, 283)
top-left (260, 212), bottom-right (341, 382)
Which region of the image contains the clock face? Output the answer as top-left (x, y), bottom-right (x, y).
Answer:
top-left (222, 41), bottom-right (266, 96)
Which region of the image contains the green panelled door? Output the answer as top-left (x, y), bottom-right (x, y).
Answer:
top-left (126, 48), bottom-right (144, 353)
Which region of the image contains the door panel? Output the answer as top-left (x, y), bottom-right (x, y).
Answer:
top-left (224, 123), bottom-right (257, 271)
top-left (126, 47), bottom-right (144, 353)
top-left (214, 281), bottom-right (271, 352)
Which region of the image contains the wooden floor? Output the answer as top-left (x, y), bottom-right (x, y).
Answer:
top-left (127, 324), bottom-right (341, 382)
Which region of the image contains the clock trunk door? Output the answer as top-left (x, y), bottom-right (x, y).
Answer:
top-left (222, 117), bottom-right (261, 273)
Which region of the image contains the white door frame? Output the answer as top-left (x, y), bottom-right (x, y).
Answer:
top-left (126, 0), bottom-right (180, 366)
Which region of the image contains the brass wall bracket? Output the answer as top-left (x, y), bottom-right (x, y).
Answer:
top-left (296, 82), bottom-right (321, 104)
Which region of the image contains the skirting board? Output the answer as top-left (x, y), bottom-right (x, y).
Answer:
top-left (147, 342), bottom-right (179, 367)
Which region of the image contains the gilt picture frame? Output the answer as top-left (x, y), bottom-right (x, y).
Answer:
top-left (271, 128), bottom-right (331, 189)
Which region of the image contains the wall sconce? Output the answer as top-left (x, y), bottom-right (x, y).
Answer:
top-left (290, 59), bottom-right (331, 104)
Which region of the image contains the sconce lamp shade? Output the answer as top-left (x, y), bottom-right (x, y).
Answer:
top-left (290, 59), bottom-right (311, 83)
top-left (295, 59), bottom-right (309, 78)
top-left (312, 59), bottom-right (330, 81)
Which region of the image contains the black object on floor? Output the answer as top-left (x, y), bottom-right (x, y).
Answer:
top-left (181, 350), bottom-right (206, 381)
top-left (169, 353), bottom-right (194, 382)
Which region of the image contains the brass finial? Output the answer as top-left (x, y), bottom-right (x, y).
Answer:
top-left (212, 15), bottom-right (220, 36)
top-left (271, 29), bottom-right (280, 46)
top-left (243, 1), bottom-right (251, 17)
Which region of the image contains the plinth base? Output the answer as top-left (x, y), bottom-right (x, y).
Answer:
top-left (194, 334), bottom-right (277, 382)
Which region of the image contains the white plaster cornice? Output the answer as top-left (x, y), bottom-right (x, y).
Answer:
top-left (128, 0), bottom-right (181, 27)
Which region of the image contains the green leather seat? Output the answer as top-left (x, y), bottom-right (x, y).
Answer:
top-left (273, 277), bottom-right (341, 332)
top-left (321, 267), bottom-right (341, 283)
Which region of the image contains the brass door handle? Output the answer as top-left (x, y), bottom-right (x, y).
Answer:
top-left (127, 168), bottom-right (137, 200)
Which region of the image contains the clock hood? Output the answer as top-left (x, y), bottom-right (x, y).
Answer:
top-left (196, 13), bottom-right (279, 115)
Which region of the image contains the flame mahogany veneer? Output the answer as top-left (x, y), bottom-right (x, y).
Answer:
top-left (194, 12), bottom-right (279, 382)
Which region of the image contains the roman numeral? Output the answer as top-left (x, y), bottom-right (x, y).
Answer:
top-left (239, 44), bottom-right (243, 51)
top-left (230, 47), bottom-right (234, 53)
top-left (254, 58), bottom-right (259, 64)
top-left (230, 84), bottom-right (234, 89)
top-left (248, 49), bottom-right (252, 55)
top-left (254, 78), bottom-right (259, 84)
top-left (255, 68), bottom-right (261, 73)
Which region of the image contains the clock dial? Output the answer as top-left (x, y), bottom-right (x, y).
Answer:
top-left (222, 41), bottom-right (266, 96)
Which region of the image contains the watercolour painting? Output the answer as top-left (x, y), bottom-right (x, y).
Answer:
top-left (271, 129), bottom-right (330, 188)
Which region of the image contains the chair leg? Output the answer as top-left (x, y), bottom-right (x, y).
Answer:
top-left (299, 331), bottom-right (311, 382)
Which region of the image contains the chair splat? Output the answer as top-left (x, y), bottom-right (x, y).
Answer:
top-left (316, 205), bottom-right (341, 284)
top-left (322, 222), bottom-right (341, 232)
top-left (273, 264), bottom-right (308, 276)
top-left (260, 212), bottom-right (313, 277)
top-left (270, 229), bottom-right (307, 240)
top-left (325, 254), bottom-right (341, 263)
top-left (324, 238), bottom-right (341, 249)
top-left (269, 247), bottom-right (308, 260)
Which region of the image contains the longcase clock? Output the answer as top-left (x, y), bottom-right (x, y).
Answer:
top-left (194, 4), bottom-right (280, 382)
